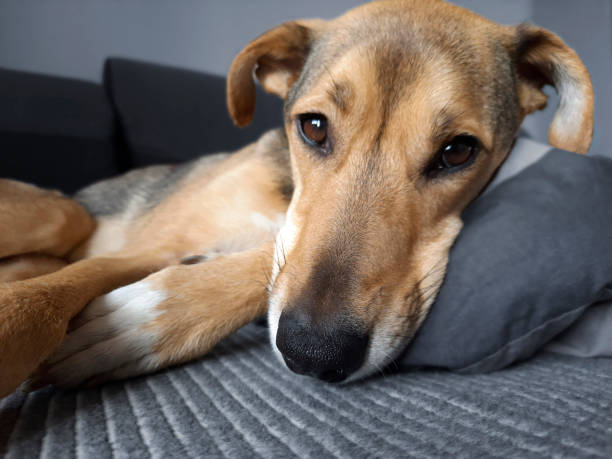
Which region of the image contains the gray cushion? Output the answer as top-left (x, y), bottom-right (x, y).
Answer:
top-left (546, 298), bottom-right (612, 358)
top-left (401, 148), bottom-right (612, 372)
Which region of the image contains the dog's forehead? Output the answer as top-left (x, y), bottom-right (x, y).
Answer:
top-left (291, 2), bottom-right (506, 106)
top-left (330, 3), bottom-right (498, 69)
top-left (287, 1), bottom-right (516, 153)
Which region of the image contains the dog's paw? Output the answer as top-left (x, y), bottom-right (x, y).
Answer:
top-left (33, 254), bottom-right (268, 388)
top-left (34, 277), bottom-right (170, 387)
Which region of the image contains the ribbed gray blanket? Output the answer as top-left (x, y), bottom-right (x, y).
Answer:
top-left (2, 324), bottom-right (612, 458)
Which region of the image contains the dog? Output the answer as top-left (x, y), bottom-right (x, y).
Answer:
top-left (0, 0), bottom-right (593, 397)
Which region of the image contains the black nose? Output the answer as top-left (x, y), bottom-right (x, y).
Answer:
top-left (275, 308), bottom-right (369, 382)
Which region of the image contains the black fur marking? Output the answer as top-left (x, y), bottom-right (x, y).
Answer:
top-left (180, 254), bottom-right (207, 265)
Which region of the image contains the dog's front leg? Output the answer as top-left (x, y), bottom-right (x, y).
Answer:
top-left (0, 253), bottom-right (170, 397)
top-left (35, 244), bottom-right (274, 388)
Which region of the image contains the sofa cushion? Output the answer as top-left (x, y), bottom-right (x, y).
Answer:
top-left (104, 58), bottom-right (283, 167)
top-left (400, 147), bottom-right (612, 372)
top-left (0, 68), bottom-right (120, 193)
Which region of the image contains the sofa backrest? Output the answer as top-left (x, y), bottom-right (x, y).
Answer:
top-left (0, 67), bottom-right (120, 193)
top-left (104, 58), bottom-right (283, 168)
top-left (0, 60), bottom-right (284, 193)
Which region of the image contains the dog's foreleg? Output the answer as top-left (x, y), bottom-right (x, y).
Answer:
top-left (0, 255), bottom-right (68, 282)
top-left (0, 253), bottom-right (168, 398)
top-left (35, 244), bottom-right (274, 387)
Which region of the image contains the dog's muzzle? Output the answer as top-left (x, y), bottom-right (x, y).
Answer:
top-left (275, 308), bottom-right (369, 383)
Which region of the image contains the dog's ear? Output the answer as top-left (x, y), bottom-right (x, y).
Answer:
top-left (227, 20), bottom-right (326, 127)
top-left (513, 25), bottom-right (594, 154)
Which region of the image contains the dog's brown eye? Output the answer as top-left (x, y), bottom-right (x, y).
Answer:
top-left (429, 135), bottom-right (479, 177)
top-left (442, 137), bottom-right (475, 167)
top-left (298, 114), bottom-right (328, 149)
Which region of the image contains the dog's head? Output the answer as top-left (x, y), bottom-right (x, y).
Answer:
top-left (227, 0), bottom-right (593, 382)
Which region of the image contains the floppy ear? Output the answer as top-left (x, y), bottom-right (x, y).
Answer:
top-left (513, 24), bottom-right (594, 154)
top-left (227, 20), bottom-right (326, 127)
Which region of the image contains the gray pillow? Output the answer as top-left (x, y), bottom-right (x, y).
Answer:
top-left (400, 148), bottom-right (612, 372)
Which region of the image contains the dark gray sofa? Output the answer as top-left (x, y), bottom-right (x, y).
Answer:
top-left (0, 58), bottom-right (282, 193)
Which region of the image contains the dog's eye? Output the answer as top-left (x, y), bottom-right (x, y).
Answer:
top-left (429, 135), bottom-right (479, 177)
top-left (298, 114), bottom-right (329, 150)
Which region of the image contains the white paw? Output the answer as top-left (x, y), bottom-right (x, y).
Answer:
top-left (40, 280), bottom-right (167, 387)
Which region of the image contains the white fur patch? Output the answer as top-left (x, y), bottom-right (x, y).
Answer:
top-left (270, 185), bottom-right (301, 282)
top-left (250, 211), bottom-right (285, 233)
top-left (267, 283), bottom-right (288, 366)
top-left (556, 79), bottom-right (586, 133)
top-left (345, 320), bottom-right (409, 383)
top-left (194, 212), bottom-right (286, 261)
top-left (44, 280), bottom-right (167, 387)
top-left (268, 187), bottom-right (302, 365)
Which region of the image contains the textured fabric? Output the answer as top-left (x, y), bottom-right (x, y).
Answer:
top-left (2, 324), bottom-right (612, 458)
top-left (402, 150), bottom-right (612, 372)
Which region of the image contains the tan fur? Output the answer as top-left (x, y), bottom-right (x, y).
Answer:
top-left (227, 19), bottom-right (328, 126)
top-left (74, 136), bottom-right (287, 263)
top-left (228, 0), bottom-right (594, 376)
top-left (0, 132), bottom-right (288, 397)
top-left (0, 253), bottom-right (169, 396)
top-left (511, 24), bottom-right (594, 154)
top-left (0, 179), bottom-right (94, 259)
top-left (0, 0), bottom-right (595, 397)
top-left (0, 255), bottom-right (67, 283)
top-left (150, 245), bottom-right (273, 365)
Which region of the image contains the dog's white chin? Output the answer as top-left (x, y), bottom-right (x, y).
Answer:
top-left (267, 288), bottom-right (286, 366)
top-left (344, 323), bottom-right (412, 383)
top-left (267, 193), bottom-right (302, 366)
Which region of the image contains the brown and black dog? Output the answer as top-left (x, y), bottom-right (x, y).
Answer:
top-left (0, 0), bottom-right (593, 397)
